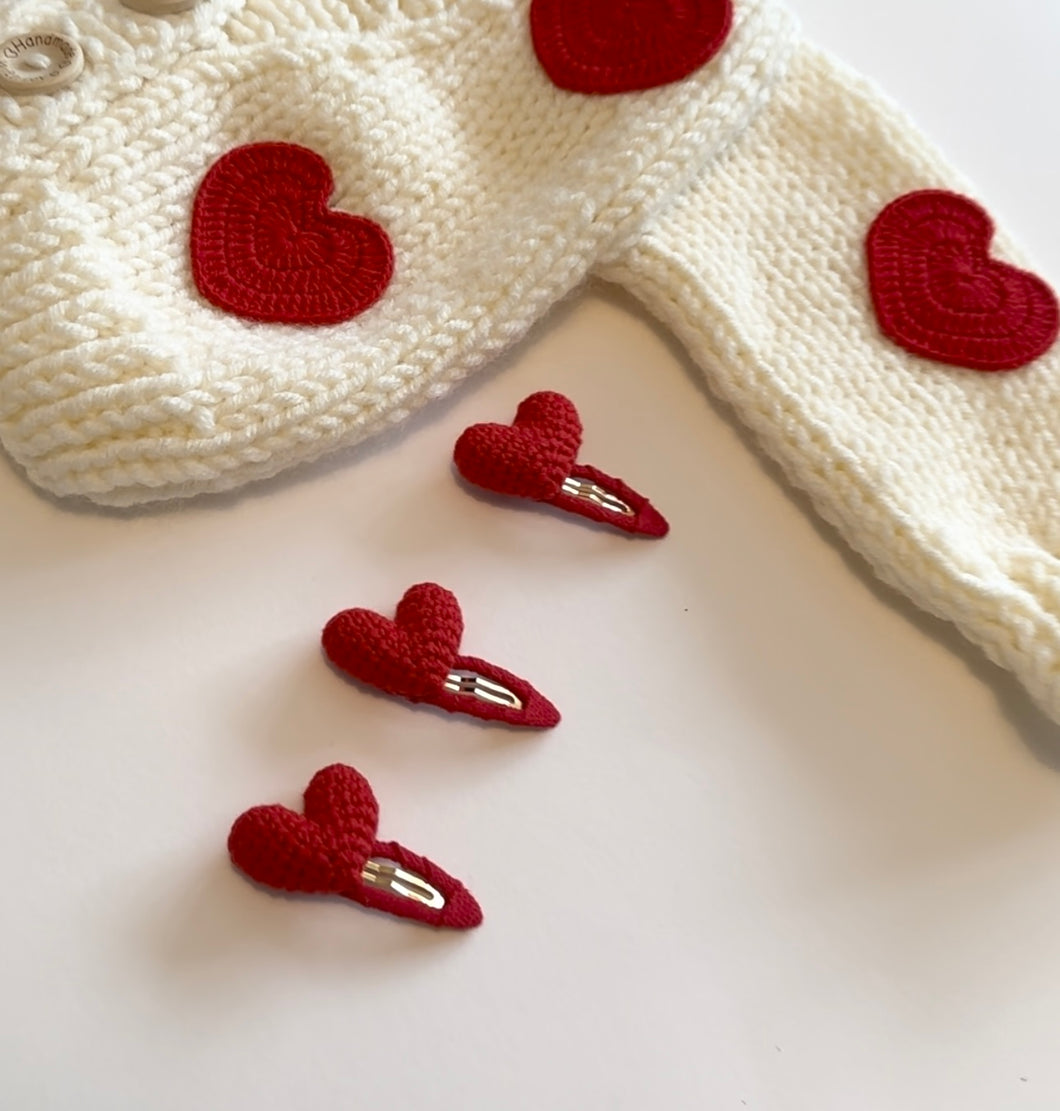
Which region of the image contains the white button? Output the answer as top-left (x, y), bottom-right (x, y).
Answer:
top-left (0, 32), bottom-right (83, 95)
top-left (121, 0), bottom-right (201, 13)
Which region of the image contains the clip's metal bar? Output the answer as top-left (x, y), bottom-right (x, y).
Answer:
top-left (361, 859), bottom-right (446, 909)
top-left (560, 476), bottom-right (634, 517)
top-left (444, 670), bottom-right (523, 711)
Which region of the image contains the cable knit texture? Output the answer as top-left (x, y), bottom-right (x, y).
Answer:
top-left (0, 0), bottom-right (795, 503)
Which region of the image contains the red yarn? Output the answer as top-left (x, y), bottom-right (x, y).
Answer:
top-left (530, 0), bottom-right (733, 95)
top-left (866, 190), bottom-right (1059, 371)
top-left (322, 583), bottom-right (561, 729)
top-left (228, 764), bottom-right (483, 930)
top-left (190, 142), bottom-right (393, 325)
top-left (559, 463), bottom-right (668, 538)
top-left (453, 391), bottom-right (669, 538)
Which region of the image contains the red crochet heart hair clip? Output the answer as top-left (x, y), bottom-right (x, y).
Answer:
top-left (228, 763), bottom-right (483, 930)
top-left (453, 391), bottom-right (669, 537)
top-left (322, 582), bottom-right (560, 729)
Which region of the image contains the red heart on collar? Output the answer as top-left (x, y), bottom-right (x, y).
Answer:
top-left (322, 583), bottom-right (463, 702)
top-left (453, 391), bottom-right (582, 501)
top-left (530, 0), bottom-right (733, 95)
top-left (866, 190), bottom-right (1059, 371)
top-left (191, 142), bottom-right (393, 325)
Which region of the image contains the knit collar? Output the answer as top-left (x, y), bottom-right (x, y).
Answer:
top-left (0, 0), bottom-right (497, 62)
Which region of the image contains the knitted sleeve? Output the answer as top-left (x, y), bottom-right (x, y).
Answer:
top-left (4, 0), bottom-right (1059, 723)
top-left (597, 41), bottom-right (1060, 724)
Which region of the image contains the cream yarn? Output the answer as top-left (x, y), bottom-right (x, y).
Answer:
top-left (600, 43), bottom-right (1060, 724)
top-left (3, 0), bottom-right (1060, 726)
top-left (0, 0), bottom-right (794, 500)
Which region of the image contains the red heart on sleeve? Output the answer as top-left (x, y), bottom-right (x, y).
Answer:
top-left (866, 190), bottom-right (1059, 371)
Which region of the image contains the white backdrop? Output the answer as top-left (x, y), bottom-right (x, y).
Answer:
top-left (4, 2), bottom-right (1060, 1108)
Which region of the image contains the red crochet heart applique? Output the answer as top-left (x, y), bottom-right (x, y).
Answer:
top-left (191, 142), bottom-right (393, 325)
top-left (454, 391), bottom-right (582, 501)
top-left (530, 0), bottom-right (733, 95)
top-left (228, 764), bottom-right (483, 930)
top-left (866, 190), bottom-right (1059, 371)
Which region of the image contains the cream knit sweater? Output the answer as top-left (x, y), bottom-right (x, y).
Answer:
top-left (3, 0), bottom-right (1060, 724)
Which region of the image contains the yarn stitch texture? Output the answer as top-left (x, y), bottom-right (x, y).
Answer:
top-left (5, 0), bottom-right (1060, 729)
top-left (866, 190), bottom-right (1059, 371)
top-left (594, 43), bottom-right (1060, 727)
top-left (529, 0), bottom-right (734, 94)
top-left (0, 0), bottom-right (796, 505)
top-left (454, 391), bottom-right (669, 537)
top-left (228, 763), bottom-right (483, 929)
top-left (190, 142), bottom-right (394, 325)
top-left (322, 582), bottom-right (561, 728)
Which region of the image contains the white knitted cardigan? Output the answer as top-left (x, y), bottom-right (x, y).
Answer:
top-left (3, 0), bottom-right (1060, 725)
